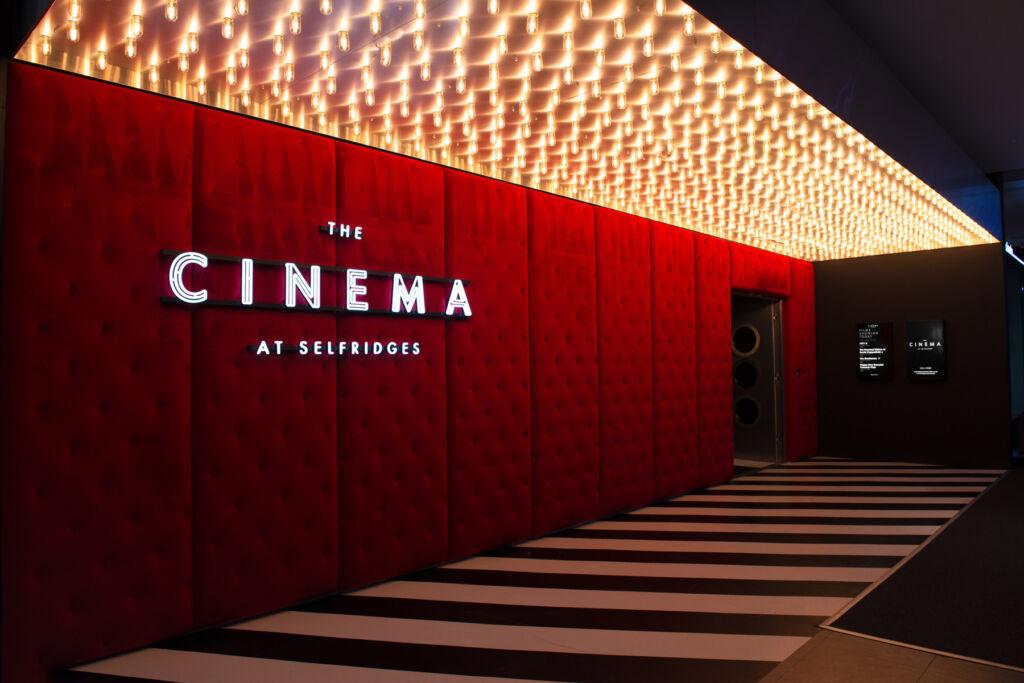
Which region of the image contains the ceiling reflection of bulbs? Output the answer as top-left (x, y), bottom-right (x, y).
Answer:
top-left (15, 0), bottom-right (996, 260)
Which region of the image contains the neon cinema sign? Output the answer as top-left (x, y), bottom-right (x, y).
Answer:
top-left (161, 221), bottom-right (471, 356)
top-left (166, 251), bottom-right (471, 317)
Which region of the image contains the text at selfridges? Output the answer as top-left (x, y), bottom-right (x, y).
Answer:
top-left (164, 221), bottom-right (471, 357)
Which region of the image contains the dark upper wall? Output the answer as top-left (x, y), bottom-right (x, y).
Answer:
top-left (815, 243), bottom-right (1009, 467)
top-left (690, 0), bottom-right (1002, 239)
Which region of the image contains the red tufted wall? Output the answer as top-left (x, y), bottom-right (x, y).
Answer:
top-left (191, 109), bottom-right (340, 626)
top-left (335, 144), bottom-right (449, 587)
top-left (527, 191), bottom-right (601, 534)
top-left (650, 221), bottom-right (700, 497)
top-left (730, 242), bottom-right (792, 298)
top-left (444, 169), bottom-right (533, 559)
top-left (595, 207), bottom-right (654, 515)
top-left (1, 65), bottom-right (194, 683)
top-left (1, 63), bottom-right (817, 682)
top-left (694, 234), bottom-right (736, 487)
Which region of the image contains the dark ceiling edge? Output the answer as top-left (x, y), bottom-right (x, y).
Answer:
top-left (5, 0), bottom-right (55, 58)
top-left (688, 0), bottom-right (1002, 240)
top-left (821, 0), bottom-right (995, 177)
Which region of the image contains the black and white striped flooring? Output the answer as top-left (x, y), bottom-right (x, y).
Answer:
top-left (68, 458), bottom-right (1003, 682)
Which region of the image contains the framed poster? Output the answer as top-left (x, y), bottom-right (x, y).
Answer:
top-left (857, 322), bottom-right (893, 379)
top-left (907, 320), bottom-right (946, 379)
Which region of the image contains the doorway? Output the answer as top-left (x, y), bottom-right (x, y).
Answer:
top-left (731, 294), bottom-right (784, 466)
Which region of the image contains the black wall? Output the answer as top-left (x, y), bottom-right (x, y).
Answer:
top-left (815, 243), bottom-right (1009, 467)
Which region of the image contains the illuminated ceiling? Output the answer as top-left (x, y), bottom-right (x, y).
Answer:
top-left (16, 0), bottom-right (997, 260)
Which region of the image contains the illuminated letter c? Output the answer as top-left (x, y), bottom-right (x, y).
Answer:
top-left (168, 251), bottom-right (209, 304)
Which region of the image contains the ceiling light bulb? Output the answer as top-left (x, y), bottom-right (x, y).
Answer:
top-left (178, 50), bottom-right (189, 71)
top-left (563, 66), bottom-right (574, 84)
top-left (650, 78), bottom-right (658, 95)
top-left (366, 88), bottom-right (375, 105)
top-left (370, 11), bottom-right (381, 34)
top-left (289, 10), bottom-right (302, 34)
top-left (338, 29), bottom-right (350, 50)
top-left (580, 0), bottom-right (592, 19)
top-left (564, 31), bottom-right (574, 52)
top-left (285, 61), bottom-right (295, 81)
top-left (361, 64), bottom-right (371, 85)
top-left (67, 19), bottom-right (80, 42)
top-left (149, 59), bottom-right (159, 84)
top-left (400, 79), bottom-right (409, 98)
top-left (166, 0), bottom-right (179, 21)
top-left (643, 35), bottom-right (653, 57)
top-left (320, 0), bottom-right (332, 14)
top-left (710, 31), bottom-right (721, 54)
top-left (221, 15), bottom-right (234, 38)
top-left (129, 7), bottom-right (143, 37)
top-left (95, 48), bottom-right (107, 70)
top-left (312, 84), bottom-right (321, 109)
top-left (197, 74), bottom-right (207, 95)
top-left (498, 33), bottom-right (508, 55)
top-left (459, 15), bottom-right (469, 38)
top-left (400, 101), bottom-right (409, 116)
top-left (413, 29), bottom-right (424, 50)
top-left (273, 34), bottom-right (284, 55)
top-left (527, 12), bottom-right (538, 34)
top-left (235, 0), bottom-right (248, 15)
top-left (624, 64), bottom-right (633, 82)
top-left (488, 0), bottom-right (499, 14)
top-left (457, 76), bottom-right (466, 93)
top-left (716, 81), bottom-right (725, 99)
top-left (591, 80), bottom-right (601, 97)
top-left (421, 59), bottom-right (431, 80)
top-left (381, 41), bottom-right (392, 66)
top-left (616, 92), bottom-right (625, 108)
top-left (754, 64), bottom-right (764, 85)
top-left (69, 0), bottom-right (82, 20)
top-left (614, 16), bottom-right (625, 39)
top-left (40, 32), bottom-right (52, 56)
top-left (125, 36), bottom-right (137, 57)
top-left (434, 111), bottom-right (443, 126)
top-left (694, 66), bottom-right (703, 86)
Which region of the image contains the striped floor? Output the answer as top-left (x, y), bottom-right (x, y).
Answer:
top-left (67, 458), bottom-right (1003, 683)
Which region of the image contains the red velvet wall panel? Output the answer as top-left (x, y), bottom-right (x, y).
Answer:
top-left (595, 207), bottom-right (654, 514)
top-left (694, 234), bottom-right (734, 487)
top-left (0, 64), bottom-right (822, 683)
top-left (784, 260), bottom-right (819, 461)
top-left (650, 223), bottom-right (700, 497)
top-left (730, 242), bottom-right (792, 298)
top-left (444, 170), bottom-right (532, 558)
top-left (528, 192), bottom-right (600, 534)
top-left (191, 109), bottom-right (339, 626)
top-left (1, 65), bottom-right (194, 682)
top-left (335, 144), bottom-right (448, 588)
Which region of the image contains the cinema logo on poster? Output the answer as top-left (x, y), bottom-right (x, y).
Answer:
top-left (162, 220), bottom-right (471, 357)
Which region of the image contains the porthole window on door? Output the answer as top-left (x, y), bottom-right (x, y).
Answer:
top-left (732, 324), bottom-right (761, 356)
top-left (734, 397), bottom-right (760, 426)
top-left (734, 361), bottom-right (758, 389)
